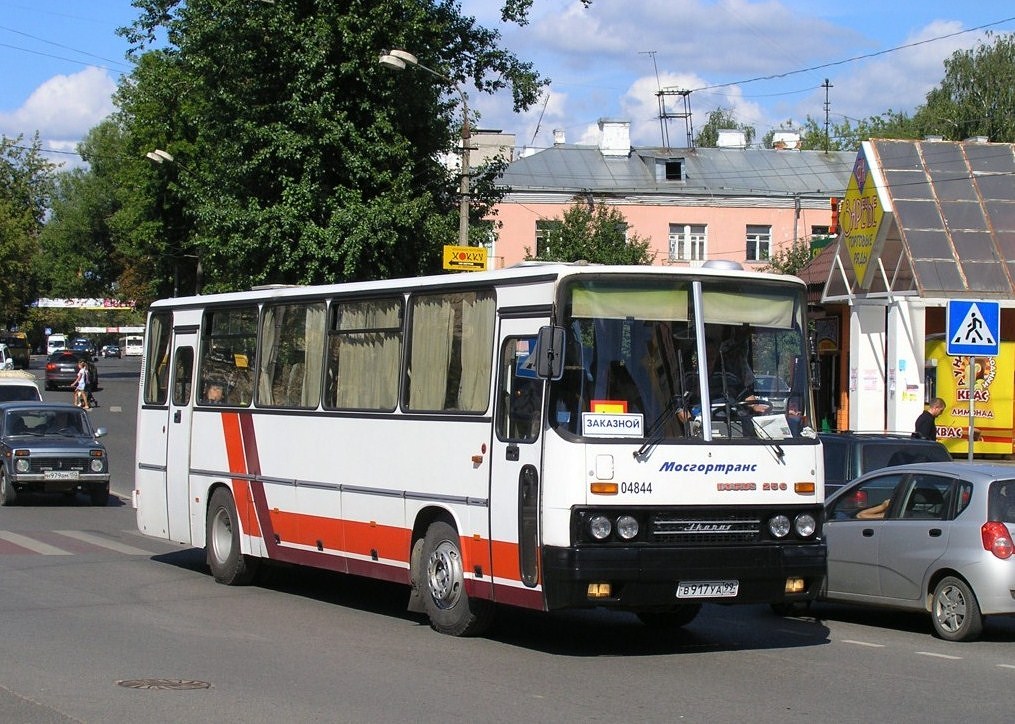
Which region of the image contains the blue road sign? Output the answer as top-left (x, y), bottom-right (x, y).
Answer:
top-left (946, 300), bottom-right (1000, 357)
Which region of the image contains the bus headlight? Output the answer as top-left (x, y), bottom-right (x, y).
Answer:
top-left (768, 514), bottom-right (791, 538)
top-left (588, 515), bottom-right (612, 540)
top-left (615, 515), bottom-right (639, 540)
top-left (794, 513), bottom-right (817, 538)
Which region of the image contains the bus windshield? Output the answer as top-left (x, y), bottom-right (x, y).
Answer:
top-left (551, 276), bottom-right (811, 442)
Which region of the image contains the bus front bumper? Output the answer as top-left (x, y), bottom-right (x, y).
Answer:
top-left (541, 542), bottom-right (826, 610)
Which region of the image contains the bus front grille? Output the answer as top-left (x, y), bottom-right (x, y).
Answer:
top-left (649, 512), bottom-right (761, 544)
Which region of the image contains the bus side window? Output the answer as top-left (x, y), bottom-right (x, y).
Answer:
top-left (497, 337), bottom-right (541, 442)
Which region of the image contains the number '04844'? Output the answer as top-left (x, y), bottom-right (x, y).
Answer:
top-left (621, 482), bottom-right (652, 494)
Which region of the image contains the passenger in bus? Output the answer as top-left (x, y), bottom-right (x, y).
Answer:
top-left (203, 380), bottom-right (226, 405)
top-left (786, 396), bottom-right (804, 437)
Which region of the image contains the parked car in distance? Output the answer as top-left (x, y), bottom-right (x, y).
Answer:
top-left (820, 462), bottom-right (1015, 641)
top-left (100, 344), bottom-right (121, 358)
top-left (44, 350), bottom-right (99, 392)
top-left (0, 370), bottom-right (43, 402)
top-left (752, 374), bottom-right (792, 412)
top-left (2, 334), bottom-right (31, 369)
top-left (820, 431), bottom-right (952, 496)
top-left (0, 401), bottom-right (110, 506)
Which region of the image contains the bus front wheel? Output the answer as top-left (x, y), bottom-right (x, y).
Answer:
top-left (206, 488), bottom-right (258, 585)
top-left (420, 521), bottom-right (494, 636)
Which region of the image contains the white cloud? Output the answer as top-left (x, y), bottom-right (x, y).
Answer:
top-left (0, 66), bottom-right (116, 145)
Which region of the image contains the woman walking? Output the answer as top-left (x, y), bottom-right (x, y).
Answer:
top-left (73, 359), bottom-right (91, 409)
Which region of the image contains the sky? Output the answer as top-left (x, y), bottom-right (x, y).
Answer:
top-left (2, 1), bottom-right (1014, 167)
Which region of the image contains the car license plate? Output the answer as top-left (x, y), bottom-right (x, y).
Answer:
top-left (44, 470), bottom-right (79, 480)
top-left (676, 580), bottom-right (738, 598)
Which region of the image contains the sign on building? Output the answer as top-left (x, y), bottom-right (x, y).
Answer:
top-left (442, 245), bottom-right (487, 272)
top-left (841, 144), bottom-right (891, 290)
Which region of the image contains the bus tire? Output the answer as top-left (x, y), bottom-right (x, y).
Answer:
top-left (420, 521), bottom-right (494, 636)
top-left (636, 604), bottom-right (701, 629)
top-left (0, 469), bottom-right (17, 506)
top-left (206, 487), bottom-right (258, 585)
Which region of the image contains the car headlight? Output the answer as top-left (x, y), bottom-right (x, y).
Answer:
top-left (588, 514), bottom-right (612, 540)
top-left (15, 459), bottom-right (30, 473)
top-left (90, 459), bottom-right (104, 473)
top-left (615, 515), bottom-right (639, 540)
top-left (794, 513), bottom-right (817, 538)
top-left (768, 514), bottom-right (791, 538)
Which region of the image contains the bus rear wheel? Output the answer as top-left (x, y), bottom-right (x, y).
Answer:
top-left (206, 488), bottom-right (258, 585)
top-left (419, 521), bottom-right (494, 636)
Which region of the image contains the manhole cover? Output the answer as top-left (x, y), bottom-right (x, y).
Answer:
top-left (116, 679), bottom-right (211, 690)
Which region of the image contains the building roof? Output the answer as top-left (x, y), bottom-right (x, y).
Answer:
top-left (497, 143), bottom-right (855, 199)
top-left (823, 138), bottom-right (1015, 301)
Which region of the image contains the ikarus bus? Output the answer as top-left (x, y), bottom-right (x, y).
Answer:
top-left (134, 261), bottom-right (825, 636)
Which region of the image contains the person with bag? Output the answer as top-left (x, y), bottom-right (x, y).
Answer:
top-left (73, 359), bottom-right (91, 409)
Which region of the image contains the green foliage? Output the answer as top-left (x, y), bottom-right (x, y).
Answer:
top-left (524, 201), bottom-right (655, 265)
top-left (0, 135), bottom-right (56, 326)
top-left (762, 237), bottom-right (815, 277)
top-left (915, 32), bottom-right (1015, 142)
top-left (695, 107), bottom-right (755, 148)
top-left (108, 0), bottom-right (547, 296)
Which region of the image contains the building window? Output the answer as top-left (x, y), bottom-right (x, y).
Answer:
top-left (811, 225), bottom-right (830, 237)
top-left (665, 160), bottom-right (683, 180)
top-left (535, 220), bottom-right (562, 258)
top-left (668, 224), bottom-right (706, 262)
top-left (746, 225), bottom-right (771, 262)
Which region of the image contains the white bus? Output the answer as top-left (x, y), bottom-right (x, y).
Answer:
top-left (134, 262), bottom-right (825, 636)
top-left (119, 335), bottom-right (144, 356)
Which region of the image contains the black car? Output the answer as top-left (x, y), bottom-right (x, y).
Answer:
top-left (44, 350), bottom-right (99, 392)
top-left (819, 431), bottom-right (952, 495)
top-left (100, 344), bottom-right (121, 358)
top-left (0, 401), bottom-right (110, 505)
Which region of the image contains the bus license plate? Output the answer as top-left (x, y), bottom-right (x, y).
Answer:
top-left (44, 470), bottom-right (79, 480)
top-left (676, 580), bottom-right (738, 598)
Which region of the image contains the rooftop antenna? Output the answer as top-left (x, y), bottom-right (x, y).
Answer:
top-left (822, 78), bottom-right (833, 153)
top-left (640, 50), bottom-right (667, 148)
top-left (530, 93), bottom-right (550, 147)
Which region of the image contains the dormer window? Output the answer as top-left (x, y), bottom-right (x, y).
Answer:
top-left (655, 158), bottom-right (684, 181)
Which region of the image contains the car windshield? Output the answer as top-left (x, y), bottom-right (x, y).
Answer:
top-left (6, 408), bottom-right (89, 436)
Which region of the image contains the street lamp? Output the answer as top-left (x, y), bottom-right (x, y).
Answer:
top-left (379, 48), bottom-right (471, 247)
top-left (145, 148), bottom-right (203, 295)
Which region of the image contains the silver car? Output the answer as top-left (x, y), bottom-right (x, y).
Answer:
top-left (822, 462), bottom-right (1015, 642)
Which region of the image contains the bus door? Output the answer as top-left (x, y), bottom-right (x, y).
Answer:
top-left (165, 331), bottom-right (197, 542)
top-left (490, 319), bottom-right (547, 597)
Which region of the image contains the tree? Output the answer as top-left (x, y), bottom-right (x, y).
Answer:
top-left (695, 107), bottom-right (755, 148)
top-left (762, 237), bottom-right (815, 277)
top-left (915, 32), bottom-right (1015, 143)
top-left (524, 200), bottom-right (654, 264)
top-left (0, 134), bottom-right (56, 325)
top-left (113, 0), bottom-right (547, 295)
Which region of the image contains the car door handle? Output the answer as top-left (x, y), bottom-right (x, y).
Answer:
top-left (862, 528), bottom-right (874, 537)
top-left (929, 528), bottom-right (942, 537)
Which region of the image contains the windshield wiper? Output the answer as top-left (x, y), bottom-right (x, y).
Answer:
top-left (634, 391), bottom-right (689, 460)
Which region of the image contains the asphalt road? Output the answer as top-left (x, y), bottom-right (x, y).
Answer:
top-left (2, 354), bottom-right (1014, 723)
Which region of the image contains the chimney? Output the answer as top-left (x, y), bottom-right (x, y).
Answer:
top-left (553, 128), bottom-right (566, 145)
top-left (716, 129), bottom-right (747, 149)
top-left (771, 130), bottom-right (800, 150)
top-left (598, 119), bottom-right (630, 157)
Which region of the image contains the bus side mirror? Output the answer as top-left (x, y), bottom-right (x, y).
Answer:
top-left (534, 326), bottom-right (565, 380)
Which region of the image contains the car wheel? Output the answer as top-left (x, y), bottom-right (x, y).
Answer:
top-left (932, 576), bottom-right (983, 642)
top-left (418, 520), bottom-right (494, 636)
top-left (90, 483), bottom-right (109, 507)
top-left (0, 469), bottom-right (16, 506)
top-left (206, 487), bottom-right (258, 585)
top-left (637, 604), bottom-right (702, 629)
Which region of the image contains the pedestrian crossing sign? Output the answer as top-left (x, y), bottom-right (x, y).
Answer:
top-left (946, 300), bottom-right (999, 357)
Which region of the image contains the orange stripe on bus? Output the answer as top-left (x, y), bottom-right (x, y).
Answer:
top-left (219, 412), bottom-right (261, 537)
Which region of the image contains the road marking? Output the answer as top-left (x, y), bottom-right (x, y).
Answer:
top-left (841, 640), bottom-right (885, 648)
top-left (55, 530), bottom-right (152, 555)
top-left (916, 651), bottom-right (962, 660)
top-left (998, 664), bottom-right (1015, 670)
top-left (0, 530), bottom-right (72, 555)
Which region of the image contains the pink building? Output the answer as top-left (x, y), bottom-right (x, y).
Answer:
top-left (485, 119), bottom-right (854, 269)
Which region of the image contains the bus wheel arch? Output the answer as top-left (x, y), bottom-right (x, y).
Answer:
top-left (414, 516), bottom-right (494, 636)
top-left (206, 485), bottom-right (259, 586)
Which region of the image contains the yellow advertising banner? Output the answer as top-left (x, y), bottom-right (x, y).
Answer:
top-left (926, 338), bottom-right (1014, 455)
top-left (841, 147), bottom-right (886, 290)
top-left (442, 245), bottom-right (487, 271)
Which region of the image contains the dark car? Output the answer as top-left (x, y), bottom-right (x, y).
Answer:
top-left (820, 431), bottom-right (952, 496)
top-left (100, 344), bottom-right (121, 358)
top-left (0, 401), bottom-right (110, 506)
top-left (44, 350), bottom-right (99, 392)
